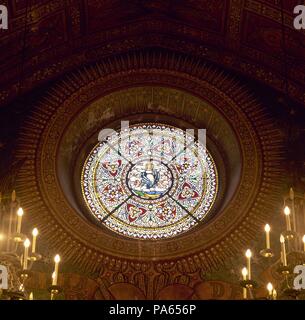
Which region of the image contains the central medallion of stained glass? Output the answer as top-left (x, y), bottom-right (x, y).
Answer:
top-left (127, 160), bottom-right (173, 200)
top-left (82, 124), bottom-right (218, 239)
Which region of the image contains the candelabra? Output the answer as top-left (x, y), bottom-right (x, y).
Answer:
top-left (240, 188), bottom-right (305, 300)
top-left (0, 191), bottom-right (62, 300)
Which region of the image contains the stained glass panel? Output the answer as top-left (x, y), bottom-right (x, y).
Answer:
top-left (82, 124), bottom-right (218, 239)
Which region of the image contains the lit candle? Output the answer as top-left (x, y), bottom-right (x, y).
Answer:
top-left (267, 282), bottom-right (273, 298)
top-left (264, 224), bottom-right (271, 249)
top-left (280, 235), bottom-right (287, 266)
top-left (284, 206), bottom-right (291, 231)
top-left (241, 267), bottom-right (248, 299)
top-left (23, 239), bottom-right (31, 270)
top-left (245, 249), bottom-right (252, 280)
top-left (32, 228), bottom-right (38, 253)
top-left (29, 292), bottom-right (33, 300)
top-left (52, 254), bottom-right (60, 286)
top-left (16, 207), bottom-right (24, 234)
top-left (242, 267), bottom-right (248, 280)
top-left (302, 235), bottom-right (305, 252)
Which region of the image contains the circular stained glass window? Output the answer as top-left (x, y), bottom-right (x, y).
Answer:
top-left (81, 124), bottom-right (218, 239)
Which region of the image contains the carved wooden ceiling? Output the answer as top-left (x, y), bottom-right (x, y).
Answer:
top-left (0, 0), bottom-right (305, 108)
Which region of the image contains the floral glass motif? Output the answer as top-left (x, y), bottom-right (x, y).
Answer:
top-left (82, 124), bottom-right (218, 239)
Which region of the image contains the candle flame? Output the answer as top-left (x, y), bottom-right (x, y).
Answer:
top-left (24, 238), bottom-right (31, 248)
top-left (264, 224), bottom-right (270, 232)
top-left (267, 282), bottom-right (273, 292)
top-left (54, 254), bottom-right (60, 263)
top-left (302, 235), bottom-right (305, 243)
top-left (32, 228), bottom-right (38, 237)
top-left (242, 267), bottom-right (248, 277)
top-left (284, 206), bottom-right (290, 216)
top-left (245, 249), bottom-right (252, 258)
top-left (17, 207), bottom-right (24, 217)
top-left (0, 233), bottom-right (4, 241)
top-left (280, 235), bottom-right (285, 243)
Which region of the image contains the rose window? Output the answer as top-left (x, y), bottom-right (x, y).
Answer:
top-left (81, 124), bottom-right (218, 239)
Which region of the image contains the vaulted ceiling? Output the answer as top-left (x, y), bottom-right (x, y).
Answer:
top-left (0, 0), bottom-right (305, 108)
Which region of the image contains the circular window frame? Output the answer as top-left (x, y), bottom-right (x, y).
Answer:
top-left (81, 123), bottom-right (219, 240)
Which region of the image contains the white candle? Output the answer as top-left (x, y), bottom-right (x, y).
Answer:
top-left (52, 254), bottom-right (60, 286)
top-left (16, 208), bottom-right (24, 234)
top-left (284, 206), bottom-right (291, 231)
top-left (264, 224), bottom-right (271, 249)
top-left (32, 228), bottom-right (38, 253)
top-left (241, 267), bottom-right (248, 299)
top-left (280, 235), bottom-right (287, 266)
top-left (23, 239), bottom-right (31, 270)
top-left (245, 249), bottom-right (252, 280)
